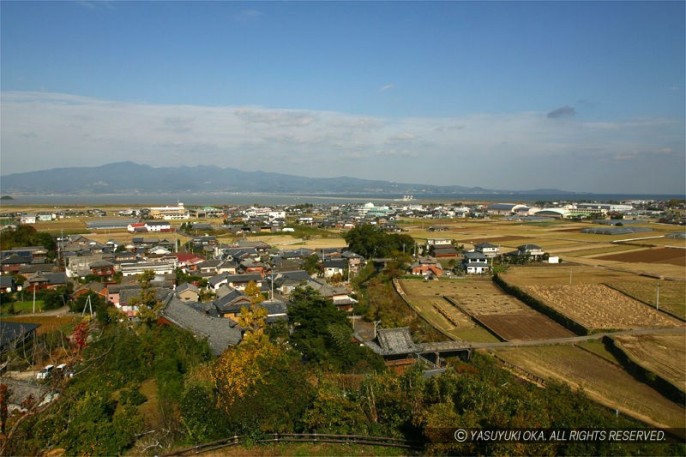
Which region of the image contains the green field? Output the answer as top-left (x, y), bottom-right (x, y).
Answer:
top-left (1, 299), bottom-right (46, 316)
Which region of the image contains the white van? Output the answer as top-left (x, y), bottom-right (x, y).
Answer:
top-left (36, 364), bottom-right (54, 380)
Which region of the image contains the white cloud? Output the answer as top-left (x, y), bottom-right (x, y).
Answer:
top-left (379, 83), bottom-right (395, 92)
top-left (1, 91), bottom-right (684, 193)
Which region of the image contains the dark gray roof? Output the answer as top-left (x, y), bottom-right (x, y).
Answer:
top-left (474, 242), bottom-right (499, 249)
top-left (376, 327), bottom-right (417, 353)
top-left (1, 321), bottom-right (40, 352)
top-left (119, 287), bottom-right (174, 306)
top-left (161, 295), bottom-right (241, 356)
top-left (176, 282), bottom-right (200, 295)
top-left (463, 251), bottom-right (488, 260)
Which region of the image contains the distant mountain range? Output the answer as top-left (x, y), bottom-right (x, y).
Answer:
top-left (0, 161), bottom-right (574, 196)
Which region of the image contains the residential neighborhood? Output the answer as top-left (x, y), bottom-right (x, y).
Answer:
top-left (0, 197), bottom-right (684, 456)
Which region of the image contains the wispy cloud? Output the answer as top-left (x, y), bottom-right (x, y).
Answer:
top-left (547, 105), bottom-right (576, 119)
top-left (1, 91), bottom-right (683, 193)
top-left (379, 83), bottom-right (395, 92)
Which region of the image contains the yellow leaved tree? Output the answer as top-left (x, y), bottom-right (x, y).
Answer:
top-left (212, 281), bottom-right (276, 411)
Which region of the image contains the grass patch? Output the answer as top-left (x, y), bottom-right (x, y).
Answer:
top-left (1, 314), bottom-right (81, 335)
top-left (1, 299), bottom-right (46, 315)
top-left (575, 340), bottom-right (620, 365)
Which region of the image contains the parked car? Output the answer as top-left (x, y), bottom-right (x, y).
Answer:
top-left (55, 363), bottom-right (74, 378)
top-left (36, 364), bottom-right (54, 380)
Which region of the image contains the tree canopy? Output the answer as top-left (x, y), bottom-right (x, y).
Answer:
top-left (343, 224), bottom-right (415, 259)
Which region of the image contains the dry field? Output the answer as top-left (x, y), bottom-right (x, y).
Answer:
top-left (397, 279), bottom-right (499, 343)
top-left (596, 247), bottom-right (686, 267)
top-left (611, 333), bottom-right (686, 394)
top-left (493, 346), bottom-right (686, 428)
top-left (522, 284), bottom-right (682, 331)
top-left (605, 280), bottom-right (685, 320)
top-left (400, 278), bottom-right (574, 341)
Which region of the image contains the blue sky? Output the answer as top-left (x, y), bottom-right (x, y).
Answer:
top-left (1, 1), bottom-right (684, 194)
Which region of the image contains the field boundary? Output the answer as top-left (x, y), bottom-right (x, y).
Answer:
top-left (602, 335), bottom-right (685, 406)
top-left (492, 275), bottom-right (589, 336)
top-left (392, 279), bottom-right (459, 342)
top-left (441, 296), bottom-right (504, 341)
top-left (602, 283), bottom-right (686, 323)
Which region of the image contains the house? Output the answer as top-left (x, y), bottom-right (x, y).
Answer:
top-left (174, 253), bottom-right (206, 272)
top-left (427, 238), bottom-right (452, 246)
top-left (0, 276), bottom-right (18, 293)
top-left (127, 223), bottom-right (147, 233)
top-left (433, 245), bottom-right (459, 259)
top-left (462, 251), bottom-right (490, 274)
top-left (119, 260), bottom-right (177, 277)
top-left (160, 295), bottom-right (241, 356)
top-left (88, 259), bottom-right (116, 279)
top-left (474, 242), bottom-right (500, 258)
top-left (271, 270), bottom-right (317, 296)
top-left (0, 254), bottom-right (32, 274)
top-left (1, 321), bottom-right (40, 357)
top-left (409, 257), bottom-right (444, 278)
top-left (25, 272), bottom-right (68, 291)
top-left (322, 258), bottom-right (347, 279)
top-left (212, 289), bottom-right (252, 319)
top-left (208, 273), bottom-right (263, 292)
top-left (145, 221), bottom-right (173, 232)
top-left (117, 286), bottom-right (174, 317)
top-left (176, 283), bottom-right (200, 302)
top-left (516, 244), bottom-right (545, 260)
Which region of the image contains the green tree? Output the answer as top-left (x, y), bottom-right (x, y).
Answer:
top-left (288, 287), bottom-right (384, 372)
top-left (302, 254), bottom-right (321, 275)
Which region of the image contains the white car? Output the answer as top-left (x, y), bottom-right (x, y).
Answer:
top-left (36, 364), bottom-right (54, 380)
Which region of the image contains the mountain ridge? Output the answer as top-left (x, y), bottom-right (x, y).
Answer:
top-left (0, 162), bottom-right (576, 196)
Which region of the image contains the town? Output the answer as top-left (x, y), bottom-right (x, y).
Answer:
top-left (1, 197), bottom-right (684, 455)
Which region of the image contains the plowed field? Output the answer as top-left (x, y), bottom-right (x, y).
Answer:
top-left (597, 247), bottom-right (686, 266)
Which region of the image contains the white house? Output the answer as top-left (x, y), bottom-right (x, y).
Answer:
top-left (462, 251), bottom-right (490, 274)
top-left (474, 242), bottom-right (500, 258)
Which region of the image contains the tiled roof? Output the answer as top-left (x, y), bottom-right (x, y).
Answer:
top-left (161, 295), bottom-right (241, 356)
top-left (376, 327), bottom-right (417, 353)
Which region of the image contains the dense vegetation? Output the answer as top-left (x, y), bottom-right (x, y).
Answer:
top-left (0, 225), bottom-right (56, 255)
top-left (5, 284), bottom-right (681, 456)
top-left (344, 224), bottom-right (415, 259)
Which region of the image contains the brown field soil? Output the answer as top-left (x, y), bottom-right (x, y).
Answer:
top-left (605, 280), bottom-right (685, 320)
top-left (611, 333), bottom-right (686, 393)
top-left (596, 247), bottom-right (686, 266)
top-left (400, 278), bottom-right (573, 341)
top-left (523, 284), bottom-right (683, 331)
top-left (492, 346), bottom-right (686, 428)
top-left (476, 313), bottom-right (574, 341)
top-left (557, 245), bottom-right (642, 257)
top-left (397, 279), bottom-right (500, 343)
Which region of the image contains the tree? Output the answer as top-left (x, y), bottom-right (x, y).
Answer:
top-left (129, 270), bottom-right (164, 325)
top-left (302, 254), bottom-right (320, 275)
top-left (288, 287), bottom-right (385, 372)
